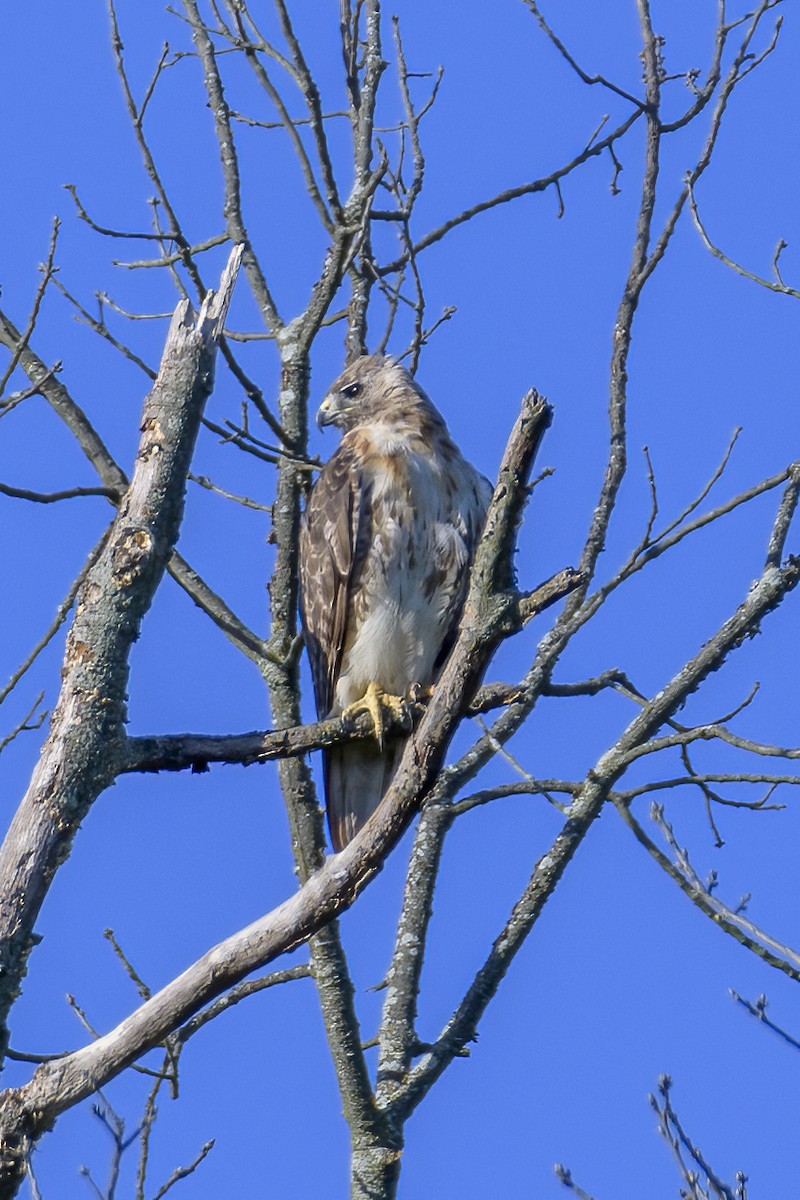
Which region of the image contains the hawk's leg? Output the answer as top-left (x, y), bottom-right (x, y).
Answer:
top-left (342, 682), bottom-right (410, 749)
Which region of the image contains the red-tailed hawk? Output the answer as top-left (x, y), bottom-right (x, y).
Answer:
top-left (299, 356), bottom-right (491, 852)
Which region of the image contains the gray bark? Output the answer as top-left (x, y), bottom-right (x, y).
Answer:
top-left (0, 246), bottom-right (242, 1193)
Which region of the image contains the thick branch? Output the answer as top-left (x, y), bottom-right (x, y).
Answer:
top-left (0, 248), bottom-right (241, 1106)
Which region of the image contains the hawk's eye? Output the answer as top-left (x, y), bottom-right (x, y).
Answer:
top-left (341, 381), bottom-right (361, 399)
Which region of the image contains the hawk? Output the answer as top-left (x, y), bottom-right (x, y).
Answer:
top-left (299, 355), bottom-right (491, 852)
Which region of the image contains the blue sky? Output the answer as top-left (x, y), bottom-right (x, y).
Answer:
top-left (1, 2), bottom-right (799, 1197)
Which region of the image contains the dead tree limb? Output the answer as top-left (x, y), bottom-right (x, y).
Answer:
top-left (0, 246), bottom-right (243, 1087)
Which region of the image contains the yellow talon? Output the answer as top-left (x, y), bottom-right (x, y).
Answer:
top-left (342, 682), bottom-right (409, 749)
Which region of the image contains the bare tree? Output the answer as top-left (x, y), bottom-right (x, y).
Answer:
top-left (0, 2), bottom-right (797, 1196)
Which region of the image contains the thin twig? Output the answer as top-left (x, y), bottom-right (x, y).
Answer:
top-left (615, 799), bottom-right (800, 981)
top-left (0, 218), bottom-right (61, 398)
top-left (0, 482), bottom-right (117, 504)
top-left (151, 1141), bottom-right (215, 1199)
top-left (730, 989), bottom-right (800, 1054)
top-left (0, 695), bottom-right (47, 756)
top-left (0, 529), bottom-right (111, 709)
top-left (189, 473), bottom-right (272, 512)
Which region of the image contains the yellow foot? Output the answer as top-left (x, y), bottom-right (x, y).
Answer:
top-left (342, 682), bottom-right (409, 748)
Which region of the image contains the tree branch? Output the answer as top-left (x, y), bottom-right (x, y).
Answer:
top-left (0, 246), bottom-right (242, 1097)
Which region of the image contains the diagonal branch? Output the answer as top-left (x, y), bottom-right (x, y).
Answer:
top-left (523, 0), bottom-right (645, 109)
top-left (0, 530), bottom-right (111, 710)
top-left (0, 246), bottom-right (242, 1083)
top-left (0, 308), bottom-right (129, 496)
top-left (615, 799), bottom-right (800, 981)
top-left (561, 0), bottom-right (661, 616)
top-left (0, 219), bottom-right (61, 399)
top-left (689, 176), bottom-right (799, 299)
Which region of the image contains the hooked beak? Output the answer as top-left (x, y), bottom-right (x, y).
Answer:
top-left (316, 395), bottom-right (337, 430)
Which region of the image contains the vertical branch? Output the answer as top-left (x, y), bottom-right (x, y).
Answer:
top-left (375, 801), bottom-right (453, 1105)
top-left (271, 0), bottom-right (343, 219)
top-left (641, 0), bottom-right (783, 288)
top-left (106, 0), bottom-right (207, 302)
top-left (389, 16), bottom-right (442, 372)
top-left (0, 219), bottom-right (61, 399)
top-left (181, 0), bottom-right (283, 333)
top-left (565, 0), bottom-right (662, 612)
top-left (340, 0), bottom-right (362, 112)
top-left (247, 6), bottom-right (394, 1171)
top-left (345, 0), bottom-right (386, 360)
top-left (564, 0), bottom-right (781, 619)
top-left (227, 3), bottom-right (335, 234)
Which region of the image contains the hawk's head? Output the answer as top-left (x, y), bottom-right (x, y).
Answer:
top-left (316, 355), bottom-right (426, 432)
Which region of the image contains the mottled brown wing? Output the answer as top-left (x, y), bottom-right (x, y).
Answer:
top-left (299, 442), bottom-right (367, 718)
top-left (433, 468), bottom-right (494, 673)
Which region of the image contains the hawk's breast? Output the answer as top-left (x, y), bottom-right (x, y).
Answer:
top-left (333, 435), bottom-right (473, 709)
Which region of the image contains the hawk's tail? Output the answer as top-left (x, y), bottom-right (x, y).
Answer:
top-left (324, 738), bottom-right (405, 853)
